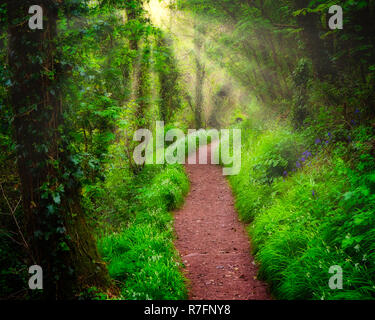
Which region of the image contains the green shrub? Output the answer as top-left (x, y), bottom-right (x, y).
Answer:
top-left (251, 129), bottom-right (304, 184)
top-left (229, 125), bottom-right (304, 222)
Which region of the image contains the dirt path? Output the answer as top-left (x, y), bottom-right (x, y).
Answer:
top-left (174, 142), bottom-right (270, 300)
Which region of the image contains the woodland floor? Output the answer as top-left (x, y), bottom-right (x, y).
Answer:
top-left (174, 142), bottom-right (270, 300)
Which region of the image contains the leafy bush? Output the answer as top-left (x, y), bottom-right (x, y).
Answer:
top-left (229, 125), bottom-right (304, 222)
top-left (251, 129), bottom-right (304, 184)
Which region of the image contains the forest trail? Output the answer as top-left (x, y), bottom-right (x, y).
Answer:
top-left (174, 142), bottom-right (270, 300)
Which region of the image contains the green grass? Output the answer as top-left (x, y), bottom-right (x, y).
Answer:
top-left (228, 122), bottom-right (375, 300)
top-left (97, 164), bottom-right (189, 300)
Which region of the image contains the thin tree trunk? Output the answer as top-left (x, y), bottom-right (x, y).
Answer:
top-left (194, 23), bottom-right (205, 129)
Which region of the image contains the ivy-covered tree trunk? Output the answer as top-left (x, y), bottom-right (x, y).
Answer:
top-left (124, 0), bottom-right (152, 174)
top-left (7, 0), bottom-right (112, 299)
top-left (125, 0), bottom-right (143, 51)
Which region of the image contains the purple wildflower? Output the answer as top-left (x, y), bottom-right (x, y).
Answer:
top-left (328, 132), bottom-right (332, 138)
top-left (296, 161), bottom-right (301, 168)
top-left (303, 151), bottom-right (312, 158)
top-left (302, 151), bottom-right (309, 157)
top-left (283, 171), bottom-right (288, 177)
top-left (355, 109), bottom-right (360, 114)
top-left (315, 138), bottom-right (321, 144)
top-left (301, 157), bottom-right (306, 162)
top-left (325, 140), bottom-right (329, 145)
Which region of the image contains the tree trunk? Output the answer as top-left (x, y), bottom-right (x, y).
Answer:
top-left (194, 23), bottom-right (205, 129)
top-left (294, 0), bottom-right (335, 80)
top-left (125, 0), bottom-right (152, 174)
top-left (7, 0), bottom-right (112, 299)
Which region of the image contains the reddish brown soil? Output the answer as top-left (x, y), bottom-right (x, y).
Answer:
top-left (174, 142), bottom-right (270, 300)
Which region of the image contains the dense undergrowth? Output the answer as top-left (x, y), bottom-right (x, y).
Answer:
top-left (229, 119), bottom-right (375, 300)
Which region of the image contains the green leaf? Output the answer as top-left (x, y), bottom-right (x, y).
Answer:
top-left (53, 193), bottom-right (61, 204)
